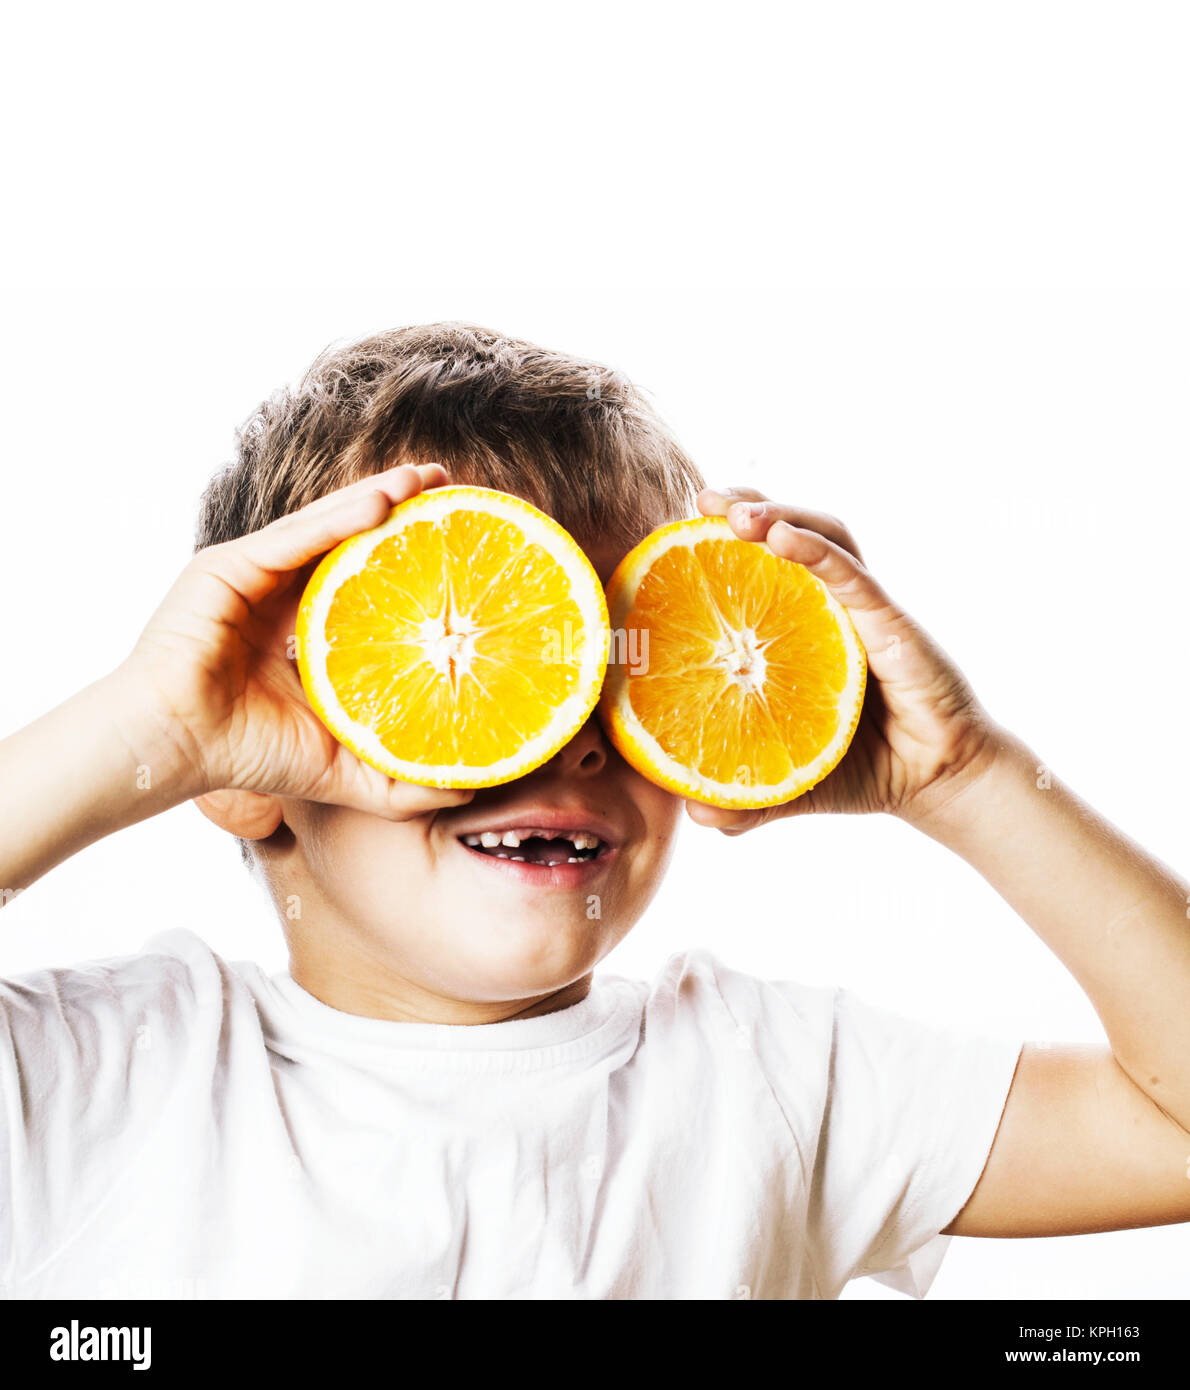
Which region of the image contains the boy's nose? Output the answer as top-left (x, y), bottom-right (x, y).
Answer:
top-left (546, 715), bottom-right (609, 778)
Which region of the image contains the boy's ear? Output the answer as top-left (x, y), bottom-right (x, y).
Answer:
top-left (193, 789), bottom-right (285, 840)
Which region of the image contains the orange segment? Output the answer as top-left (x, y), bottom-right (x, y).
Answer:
top-left (296, 486), bottom-right (608, 787)
top-left (599, 517), bottom-right (866, 808)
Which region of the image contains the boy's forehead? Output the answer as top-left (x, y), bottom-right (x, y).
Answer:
top-left (551, 510), bottom-right (673, 587)
top-left (581, 537), bottom-right (635, 587)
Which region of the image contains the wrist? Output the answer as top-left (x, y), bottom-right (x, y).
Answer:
top-left (897, 723), bottom-right (1032, 846)
top-left (101, 661), bottom-right (213, 804)
top-left (0, 671), bottom-right (210, 894)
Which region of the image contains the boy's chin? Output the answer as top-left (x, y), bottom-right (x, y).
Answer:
top-left (430, 912), bottom-right (615, 1003)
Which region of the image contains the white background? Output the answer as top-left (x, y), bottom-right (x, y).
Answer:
top-left (2, 2), bottom-right (1189, 1299)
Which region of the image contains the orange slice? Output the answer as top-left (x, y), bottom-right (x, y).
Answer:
top-left (296, 486), bottom-right (609, 787)
top-left (599, 517), bottom-right (867, 807)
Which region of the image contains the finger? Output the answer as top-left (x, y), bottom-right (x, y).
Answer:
top-left (697, 485), bottom-right (770, 516)
top-left (296, 461), bottom-right (448, 522)
top-left (684, 800), bottom-right (784, 835)
top-left (235, 462), bottom-right (451, 613)
top-left (765, 520), bottom-right (892, 618)
top-left (317, 754), bottom-right (478, 820)
top-left (686, 787), bottom-right (825, 832)
top-left (413, 461), bottom-right (450, 490)
top-left (736, 518), bottom-right (949, 708)
top-left (763, 519), bottom-right (929, 688)
top-left (725, 499), bottom-right (864, 563)
top-left (268, 459), bottom-right (451, 550)
top-left (209, 465), bottom-right (427, 607)
top-left (686, 800), bottom-right (759, 831)
top-left (378, 783), bottom-right (476, 819)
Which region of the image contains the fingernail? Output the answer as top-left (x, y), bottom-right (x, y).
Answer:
top-left (732, 502), bottom-right (766, 520)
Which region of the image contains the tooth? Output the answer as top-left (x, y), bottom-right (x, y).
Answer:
top-left (575, 833), bottom-right (594, 850)
top-left (495, 851), bottom-right (510, 859)
top-left (501, 831), bottom-right (521, 848)
top-left (464, 835), bottom-right (481, 846)
top-left (480, 832), bottom-right (502, 848)
top-left (567, 856), bottom-right (581, 863)
top-left (511, 856), bottom-right (525, 862)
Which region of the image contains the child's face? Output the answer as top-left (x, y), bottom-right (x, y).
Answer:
top-left (272, 537), bottom-right (682, 1016)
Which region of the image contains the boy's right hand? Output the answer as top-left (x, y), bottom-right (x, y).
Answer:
top-left (113, 463), bottom-right (474, 820)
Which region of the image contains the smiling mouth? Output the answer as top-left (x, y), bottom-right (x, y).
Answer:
top-left (458, 828), bottom-right (608, 866)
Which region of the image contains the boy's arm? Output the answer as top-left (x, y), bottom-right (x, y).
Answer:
top-left (913, 733), bottom-right (1190, 1236)
top-left (696, 486), bottom-right (1190, 1238)
top-left (0, 672), bottom-right (204, 895)
top-left (0, 463), bottom-right (469, 901)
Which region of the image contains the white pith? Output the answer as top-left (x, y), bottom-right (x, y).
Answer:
top-left (417, 612), bottom-right (480, 678)
top-left (604, 517), bottom-right (866, 803)
top-left (713, 624), bottom-right (769, 695)
top-left (300, 488), bottom-right (609, 784)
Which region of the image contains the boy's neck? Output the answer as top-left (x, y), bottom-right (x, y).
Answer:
top-left (286, 949), bottom-right (594, 1026)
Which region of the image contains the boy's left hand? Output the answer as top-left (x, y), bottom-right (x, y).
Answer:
top-left (689, 486), bottom-right (1002, 834)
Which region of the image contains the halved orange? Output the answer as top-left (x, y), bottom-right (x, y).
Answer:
top-left (296, 486), bottom-right (609, 787)
top-left (599, 517), bottom-right (867, 808)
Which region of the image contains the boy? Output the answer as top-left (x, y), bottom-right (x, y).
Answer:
top-left (1, 322), bottom-right (1188, 1300)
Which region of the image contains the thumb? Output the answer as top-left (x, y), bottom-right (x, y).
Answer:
top-left (685, 793), bottom-right (819, 835)
top-left (316, 751), bottom-right (477, 821)
top-left (684, 801), bottom-right (771, 836)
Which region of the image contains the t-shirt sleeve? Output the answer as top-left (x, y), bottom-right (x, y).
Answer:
top-left (802, 984), bottom-right (1022, 1298)
top-left (0, 929), bottom-right (237, 1281)
top-left (665, 952), bottom-right (1023, 1300)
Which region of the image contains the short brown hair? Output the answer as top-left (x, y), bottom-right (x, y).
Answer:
top-left (195, 322), bottom-right (705, 553)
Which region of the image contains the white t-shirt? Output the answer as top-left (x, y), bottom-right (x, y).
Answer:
top-left (0, 929), bottom-right (1021, 1300)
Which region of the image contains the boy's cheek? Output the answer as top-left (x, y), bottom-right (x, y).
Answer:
top-left (632, 779), bottom-right (684, 852)
top-left (273, 786), bottom-right (681, 985)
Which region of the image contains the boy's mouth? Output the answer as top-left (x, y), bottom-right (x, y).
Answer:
top-left (458, 827), bottom-right (608, 866)
top-left (447, 803), bottom-right (621, 889)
